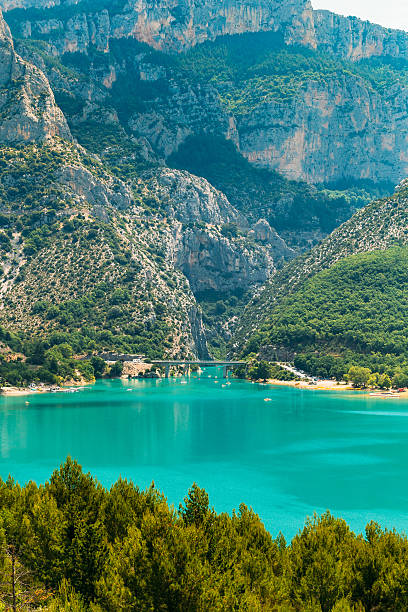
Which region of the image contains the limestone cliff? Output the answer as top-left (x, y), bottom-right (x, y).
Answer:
top-left (5, 0), bottom-right (408, 186)
top-left (5, 0), bottom-right (408, 62)
top-left (313, 10), bottom-right (408, 62)
top-left (145, 167), bottom-right (293, 294)
top-left (0, 10), bottom-right (70, 144)
top-left (237, 73), bottom-right (408, 184)
top-left (4, 0), bottom-right (315, 53)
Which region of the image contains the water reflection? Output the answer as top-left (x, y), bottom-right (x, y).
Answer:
top-left (1, 377), bottom-right (408, 538)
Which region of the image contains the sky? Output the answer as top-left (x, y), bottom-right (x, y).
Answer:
top-left (312, 0), bottom-right (408, 31)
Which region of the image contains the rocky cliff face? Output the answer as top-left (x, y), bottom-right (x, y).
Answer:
top-left (145, 167), bottom-right (292, 294)
top-left (0, 10), bottom-right (70, 144)
top-left (313, 10), bottom-right (408, 61)
top-left (4, 0), bottom-right (315, 53)
top-left (5, 0), bottom-right (408, 187)
top-left (5, 0), bottom-right (408, 62)
top-left (237, 73), bottom-right (408, 184)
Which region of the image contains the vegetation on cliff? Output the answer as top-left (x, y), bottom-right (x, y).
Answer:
top-left (169, 134), bottom-right (386, 249)
top-left (177, 30), bottom-right (408, 114)
top-left (1, 457), bottom-right (408, 611)
top-left (235, 179), bottom-right (408, 372)
top-left (0, 141), bottom-right (204, 362)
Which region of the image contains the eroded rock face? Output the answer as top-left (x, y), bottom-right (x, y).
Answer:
top-left (0, 10), bottom-right (70, 144)
top-left (58, 164), bottom-right (133, 210)
top-left (6, 0), bottom-right (408, 61)
top-left (148, 167), bottom-right (245, 226)
top-left (146, 167), bottom-right (294, 294)
top-left (313, 10), bottom-right (408, 61)
top-left (4, 0), bottom-right (315, 53)
top-left (129, 80), bottom-right (233, 158)
top-left (5, 0), bottom-right (408, 186)
top-left (174, 226), bottom-right (275, 294)
top-left (237, 74), bottom-right (408, 184)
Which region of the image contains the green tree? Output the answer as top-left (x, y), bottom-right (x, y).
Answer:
top-left (377, 373), bottom-right (392, 390)
top-left (367, 372), bottom-right (380, 388)
top-left (109, 361), bottom-right (123, 377)
top-left (392, 369), bottom-right (408, 388)
top-left (249, 360), bottom-right (273, 381)
top-left (91, 357), bottom-right (106, 378)
top-left (347, 366), bottom-right (371, 388)
top-left (180, 484), bottom-right (209, 527)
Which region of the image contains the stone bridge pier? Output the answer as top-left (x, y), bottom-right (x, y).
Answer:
top-left (152, 360), bottom-right (246, 379)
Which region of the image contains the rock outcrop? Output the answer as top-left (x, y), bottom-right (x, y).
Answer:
top-left (0, 10), bottom-right (70, 144)
top-left (148, 168), bottom-right (245, 227)
top-left (313, 10), bottom-right (408, 61)
top-left (4, 0), bottom-right (315, 53)
top-left (237, 73), bottom-right (408, 184)
top-left (173, 225), bottom-right (275, 294)
top-left (128, 80), bottom-right (233, 159)
top-left (145, 167), bottom-right (293, 294)
top-left (5, 0), bottom-right (408, 62)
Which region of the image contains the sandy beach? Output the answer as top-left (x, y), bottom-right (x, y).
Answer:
top-left (264, 378), bottom-right (354, 391)
top-left (263, 378), bottom-right (408, 398)
top-left (0, 379), bottom-right (94, 397)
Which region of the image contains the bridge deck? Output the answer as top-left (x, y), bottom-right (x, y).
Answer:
top-left (150, 360), bottom-right (246, 366)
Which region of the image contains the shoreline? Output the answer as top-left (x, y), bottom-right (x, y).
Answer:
top-left (3, 377), bottom-right (408, 400)
top-left (263, 378), bottom-right (408, 398)
top-left (263, 378), bottom-right (354, 391)
top-left (0, 379), bottom-right (95, 397)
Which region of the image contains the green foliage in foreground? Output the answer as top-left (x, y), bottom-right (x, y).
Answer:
top-left (244, 247), bottom-right (408, 379)
top-left (1, 458), bottom-right (408, 610)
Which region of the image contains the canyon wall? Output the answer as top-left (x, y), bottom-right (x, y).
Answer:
top-left (237, 74), bottom-right (408, 184)
top-left (4, 0), bottom-right (408, 185)
top-left (2, 0), bottom-right (315, 53)
top-left (0, 9), bottom-right (70, 144)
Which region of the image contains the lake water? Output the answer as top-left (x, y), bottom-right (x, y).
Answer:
top-left (1, 373), bottom-right (408, 540)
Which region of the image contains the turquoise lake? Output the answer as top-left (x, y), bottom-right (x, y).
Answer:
top-left (1, 373), bottom-right (408, 540)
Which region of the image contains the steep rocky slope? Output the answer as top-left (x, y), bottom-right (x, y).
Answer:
top-left (4, 0), bottom-right (408, 61)
top-left (2, 0), bottom-right (408, 360)
top-left (313, 10), bottom-right (408, 61)
top-left (0, 10), bottom-right (289, 359)
top-left (8, 28), bottom-right (391, 252)
top-left (0, 9), bottom-right (70, 143)
top-left (3, 0), bottom-right (315, 53)
top-left (0, 140), bottom-right (212, 359)
top-left (2, 0), bottom-right (408, 187)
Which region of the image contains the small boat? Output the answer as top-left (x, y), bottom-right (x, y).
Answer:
top-left (264, 398), bottom-right (272, 402)
top-left (180, 381), bottom-right (187, 384)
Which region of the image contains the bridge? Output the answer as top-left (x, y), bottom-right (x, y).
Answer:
top-left (150, 360), bottom-right (246, 378)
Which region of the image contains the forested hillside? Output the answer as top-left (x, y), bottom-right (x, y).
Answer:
top-left (3, 457), bottom-right (408, 611)
top-left (235, 181), bottom-right (408, 379)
